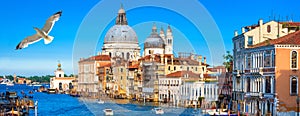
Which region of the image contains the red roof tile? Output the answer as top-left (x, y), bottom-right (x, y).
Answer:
top-left (92, 55), bottom-right (111, 61)
top-left (250, 30), bottom-right (300, 48)
top-left (166, 71), bottom-right (200, 78)
top-left (280, 22), bottom-right (300, 27)
top-left (100, 63), bottom-right (111, 67)
top-left (18, 78), bottom-right (25, 80)
top-left (128, 64), bottom-right (139, 69)
top-left (80, 55), bottom-right (111, 62)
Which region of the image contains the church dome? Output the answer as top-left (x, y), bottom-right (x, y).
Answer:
top-left (104, 25), bottom-right (138, 43)
top-left (144, 24), bottom-right (165, 48)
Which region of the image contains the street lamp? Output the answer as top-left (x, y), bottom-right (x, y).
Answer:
top-left (297, 95), bottom-right (300, 116)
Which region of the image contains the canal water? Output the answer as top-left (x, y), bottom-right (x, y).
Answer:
top-left (0, 84), bottom-right (204, 116)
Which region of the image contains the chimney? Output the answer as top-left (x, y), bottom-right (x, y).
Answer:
top-left (259, 19), bottom-right (263, 43)
top-left (198, 55), bottom-right (202, 65)
top-left (190, 53), bottom-right (195, 60)
top-left (242, 27), bottom-right (245, 33)
top-left (234, 30), bottom-right (238, 37)
top-left (204, 57), bottom-right (207, 65)
top-left (259, 19), bottom-right (263, 26)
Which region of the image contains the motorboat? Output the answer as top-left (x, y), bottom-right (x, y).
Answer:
top-left (97, 99), bottom-right (104, 104)
top-left (6, 91), bottom-right (17, 99)
top-left (0, 78), bottom-right (14, 86)
top-left (47, 88), bottom-right (57, 94)
top-left (6, 83), bottom-right (14, 86)
top-left (103, 108), bottom-right (113, 115)
top-left (153, 108), bottom-right (164, 114)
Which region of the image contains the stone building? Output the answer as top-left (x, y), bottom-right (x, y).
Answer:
top-left (77, 55), bottom-right (111, 97)
top-left (232, 19), bottom-right (300, 115)
top-left (50, 62), bottom-right (75, 93)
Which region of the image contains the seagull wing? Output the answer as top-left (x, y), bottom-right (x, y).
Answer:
top-left (42, 11), bottom-right (62, 34)
top-left (16, 34), bottom-right (42, 50)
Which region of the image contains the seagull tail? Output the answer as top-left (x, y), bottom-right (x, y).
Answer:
top-left (44, 35), bottom-right (54, 44)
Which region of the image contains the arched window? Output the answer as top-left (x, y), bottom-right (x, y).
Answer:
top-left (290, 76), bottom-right (298, 95)
top-left (69, 83), bottom-right (73, 89)
top-left (267, 25), bottom-right (271, 33)
top-left (291, 51), bottom-right (298, 69)
top-left (127, 52), bottom-right (130, 60)
top-left (59, 82), bottom-right (62, 90)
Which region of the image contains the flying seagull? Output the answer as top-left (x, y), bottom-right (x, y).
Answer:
top-left (16, 11), bottom-right (62, 50)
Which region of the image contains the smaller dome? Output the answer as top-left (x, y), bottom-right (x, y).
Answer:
top-left (144, 32), bottom-right (165, 48)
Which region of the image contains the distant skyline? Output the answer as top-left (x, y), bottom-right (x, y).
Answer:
top-left (0, 0), bottom-right (300, 76)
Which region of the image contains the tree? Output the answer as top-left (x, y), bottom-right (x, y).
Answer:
top-left (223, 51), bottom-right (233, 72)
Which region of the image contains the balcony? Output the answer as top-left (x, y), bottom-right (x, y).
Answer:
top-left (244, 92), bottom-right (260, 98)
top-left (259, 67), bottom-right (275, 75)
top-left (260, 93), bottom-right (274, 98)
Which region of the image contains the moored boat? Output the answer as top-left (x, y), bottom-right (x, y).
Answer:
top-left (47, 88), bottom-right (57, 94)
top-left (97, 99), bottom-right (104, 104)
top-left (103, 108), bottom-right (113, 115)
top-left (153, 108), bottom-right (164, 114)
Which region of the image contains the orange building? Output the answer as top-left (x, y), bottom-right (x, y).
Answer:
top-left (246, 30), bottom-right (300, 114)
top-left (233, 19), bottom-right (300, 115)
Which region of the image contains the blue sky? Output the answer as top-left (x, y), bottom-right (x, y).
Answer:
top-left (0, 0), bottom-right (299, 76)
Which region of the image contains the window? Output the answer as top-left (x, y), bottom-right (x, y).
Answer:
top-left (59, 82), bottom-right (62, 90)
top-left (264, 51), bottom-right (271, 67)
top-left (174, 67), bottom-right (176, 71)
top-left (187, 67), bottom-right (189, 71)
top-left (195, 67), bottom-right (197, 71)
top-left (248, 36), bottom-right (253, 46)
top-left (291, 51), bottom-right (298, 69)
top-left (69, 83), bottom-right (73, 89)
top-left (267, 25), bottom-right (271, 33)
top-left (265, 76), bottom-right (271, 93)
top-left (127, 52), bottom-right (130, 60)
top-left (59, 74), bottom-right (62, 77)
top-left (271, 50), bottom-right (275, 67)
top-left (246, 54), bottom-right (251, 68)
top-left (291, 76), bottom-right (298, 95)
top-left (247, 78), bottom-right (251, 92)
top-left (121, 76), bottom-right (123, 80)
top-left (168, 66), bottom-right (171, 71)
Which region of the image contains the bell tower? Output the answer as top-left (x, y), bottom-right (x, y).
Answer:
top-left (165, 25), bottom-right (173, 54)
top-left (54, 61), bottom-right (65, 77)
